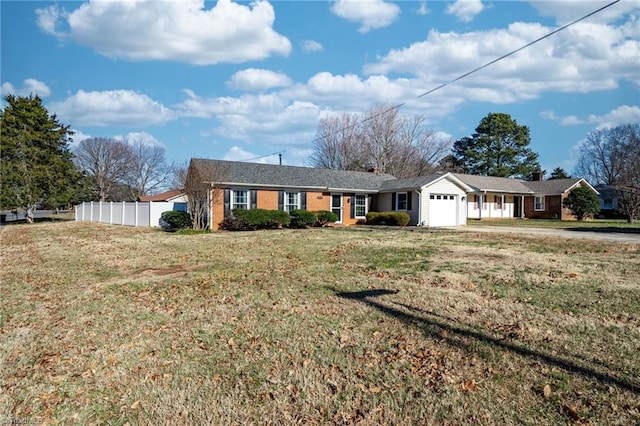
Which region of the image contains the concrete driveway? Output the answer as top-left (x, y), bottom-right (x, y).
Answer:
top-left (461, 225), bottom-right (640, 244)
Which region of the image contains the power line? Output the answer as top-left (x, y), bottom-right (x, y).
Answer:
top-left (312, 0), bottom-right (621, 145)
top-left (241, 150), bottom-right (286, 163)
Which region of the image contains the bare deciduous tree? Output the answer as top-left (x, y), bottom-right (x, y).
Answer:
top-left (124, 139), bottom-right (174, 200)
top-left (74, 137), bottom-right (174, 201)
top-left (184, 159), bottom-right (227, 230)
top-left (73, 137), bottom-right (132, 201)
top-left (309, 104), bottom-right (452, 178)
top-left (309, 113), bottom-right (365, 170)
top-left (575, 123), bottom-right (640, 222)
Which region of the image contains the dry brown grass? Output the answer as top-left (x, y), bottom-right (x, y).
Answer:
top-left (1, 222), bottom-right (639, 425)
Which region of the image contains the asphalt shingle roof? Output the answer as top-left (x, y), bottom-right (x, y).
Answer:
top-left (453, 174), bottom-right (533, 193)
top-left (523, 178), bottom-right (583, 194)
top-left (190, 159), bottom-right (588, 195)
top-left (379, 173), bottom-right (446, 191)
top-left (190, 158), bottom-right (395, 191)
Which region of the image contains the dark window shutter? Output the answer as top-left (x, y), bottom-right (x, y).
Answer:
top-left (350, 195), bottom-right (355, 218)
top-left (278, 191), bottom-right (284, 210)
top-left (391, 192), bottom-right (396, 210)
top-left (300, 192), bottom-right (307, 210)
top-left (223, 189), bottom-right (230, 218)
top-left (407, 192), bottom-right (412, 211)
top-left (250, 190), bottom-right (257, 209)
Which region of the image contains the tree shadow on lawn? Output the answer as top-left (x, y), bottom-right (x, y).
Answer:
top-left (566, 227), bottom-right (640, 235)
top-left (333, 288), bottom-right (639, 394)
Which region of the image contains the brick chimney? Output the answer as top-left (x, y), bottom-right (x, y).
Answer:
top-left (531, 171), bottom-right (543, 181)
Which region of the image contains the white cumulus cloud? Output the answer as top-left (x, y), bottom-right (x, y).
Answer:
top-left (446, 0), bottom-right (484, 23)
top-left (364, 17), bottom-right (639, 105)
top-left (115, 131), bottom-right (164, 147)
top-left (227, 69), bottom-right (293, 91)
top-left (1, 79), bottom-right (52, 98)
top-left (589, 105), bottom-right (640, 128)
top-left (49, 90), bottom-right (175, 127)
top-left (330, 0), bottom-right (400, 33)
top-left (529, 0), bottom-right (640, 25)
top-left (302, 40), bottom-right (324, 52)
top-left (35, 0), bottom-right (291, 65)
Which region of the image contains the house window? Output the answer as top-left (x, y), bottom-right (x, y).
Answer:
top-left (284, 192), bottom-right (299, 212)
top-left (355, 194), bottom-right (367, 217)
top-left (231, 190), bottom-right (249, 210)
top-left (496, 196), bottom-right (503, 210)
top-left (534, 195), bottom-right (545, 211)
top-left (396, 192), bottom-right (408, 210)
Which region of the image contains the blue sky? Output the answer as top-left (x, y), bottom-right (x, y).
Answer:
top-left (2, 0), bottom-right (639, 176)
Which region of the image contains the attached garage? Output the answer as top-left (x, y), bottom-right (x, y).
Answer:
top-left (428, 194), bottom-right (459, 227)
top-left (379, 172), bottom-right (471, 227)
top-left (419, 174), bottom-right (471, 227)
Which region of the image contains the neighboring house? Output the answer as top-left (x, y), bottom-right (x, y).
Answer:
top-left (594, 185), bottom-right (623, 218)
top-left (138, 190), bottom-right (187, 203)
top-left (137, 190), bottom-right (188, 213)
top-left (455, 173), bottom-right (599, 220)
top-left (187, 158), bottom-right (598, 230)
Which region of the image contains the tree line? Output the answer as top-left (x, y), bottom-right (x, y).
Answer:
top-left (0, 95), bottom-right (174, 223)
top-left (1, 94), bottom-right (638, 223)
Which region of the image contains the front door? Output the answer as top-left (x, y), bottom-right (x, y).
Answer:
top-left (513, 196), bottom-right (520, 218)
top-left (331, 194), bottom-right (343, 223)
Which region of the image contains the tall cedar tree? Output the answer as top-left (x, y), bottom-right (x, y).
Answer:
top-left (453, 113), bottom-right (541, 178)
top-left (0, 95), bottom-right (79, 222)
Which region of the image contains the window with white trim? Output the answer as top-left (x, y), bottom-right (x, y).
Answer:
top-left (284, 192), bottom-right (300, 212)
top-left (231, 190), bottom-right (249, 210)
top-left (534, 195), bottom-right (545, 211)
top-left (496, 195), bottom-right (503, 210)
top-left (396, 192), bottom-right (408, 210)
top-left (354, 194), bottom-right (367, 217)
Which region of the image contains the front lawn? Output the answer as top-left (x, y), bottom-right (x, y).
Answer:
top-left (1, 222), bottom-right (638, 424)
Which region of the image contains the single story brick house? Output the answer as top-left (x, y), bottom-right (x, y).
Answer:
top-left (456, 173), bottom-right (599, 221)
top-left (186, 158), bottom-right (598, 229)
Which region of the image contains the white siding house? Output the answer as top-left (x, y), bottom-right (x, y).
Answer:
top-left (380, 173), bottom-right (471, 227)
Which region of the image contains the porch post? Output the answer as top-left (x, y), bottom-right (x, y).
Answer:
top-left (521, 195), bottom-right (525, 218)
top-left (501, 194), bottom-right (505, 218)
top-left (478, 194), bottom-right (482, 219)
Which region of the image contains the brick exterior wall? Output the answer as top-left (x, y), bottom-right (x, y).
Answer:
top-left (211, 188), bottom-right (224, 230)
top-left (257, 190), bottom-right (279, 210)
top-left (306, 192), bottom-right (331, 212)
top-left (524, 194), bottom-right (577, 220)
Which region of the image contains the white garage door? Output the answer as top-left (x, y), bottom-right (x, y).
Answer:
top-left (428, 194), bottom-right (458, 227)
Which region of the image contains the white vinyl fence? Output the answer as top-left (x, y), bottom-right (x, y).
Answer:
top-left (75, 201), bottom-right (187, 227)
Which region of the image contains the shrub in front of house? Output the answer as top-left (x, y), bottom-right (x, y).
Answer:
top-left (313, 210), bottom-right (339, 227)
top-left (220, 208), bottom-right (291, 231)
top-left (289, 209), bottom-right (317, 228)
top-left (366, 211), bottom-right (410, 226)
top-left (160, 210), bottom-right (192, 231)
top-left (563, 186), bottom-right (600, 221)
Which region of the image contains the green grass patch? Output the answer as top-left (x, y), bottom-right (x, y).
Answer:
top-left (1, 223), bottom-right (638, 425)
